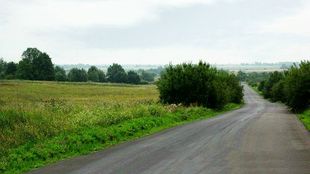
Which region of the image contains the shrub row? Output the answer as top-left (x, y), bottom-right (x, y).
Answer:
top-left (257, 61), bottom-right (310, 112)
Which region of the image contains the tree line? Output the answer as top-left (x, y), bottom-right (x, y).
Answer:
top-left (241, 61), bottom-right (309, 113)
top-left (0, 48), bottom-right (155, 84)
top-left (157, 61), bottom-right (243, 109)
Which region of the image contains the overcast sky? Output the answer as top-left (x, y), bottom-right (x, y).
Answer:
top-left (0, 0), bottom-right (309, 64)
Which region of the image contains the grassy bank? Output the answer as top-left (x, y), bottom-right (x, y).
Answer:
top-left (0, 80), bottom-right (241, 174)
top-left (298, 109), bottom-right (310, 131)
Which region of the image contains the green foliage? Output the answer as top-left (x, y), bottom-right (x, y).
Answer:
top-left (261, 71), bottom-right (284, 99)
top-left (17, 57), bottom-right (33, 80)
top-left (284, 62), bottom-right (310, 112)
top-left (298, 109), bottom-right (310, 131)
top-left (127, 70), bottom-right (141, 84)
top-left (256, 61), bottom-right (310, 112)
top-left (54, 66), bottom-right (67, 81)
top-left (107, 63), bottom-right (127, 83)
top-left (140, 70), bottom-right (156, 82)
top-left (68, 68), bottom-right (87, 82)
top-left (87, 66), bottom-right (100, 82)
top-left (98, 70), bottom-right (106, 82)
top-left (237, 71), bottom-right (247, 81)
top-left (0, 58), bottom-right (7, 79)
top-left (157, 61), bottom-right (243, 109)
top-left (17, 48), bottom-right (55, 81)
top-left (270, 80), bottom-right (285, 102)
top-left (257, 80), bottom-right (265, 91)
top-left (5, 62), bottom-right (17, 78)
top-left (239, 71), bottom-right (270, 86)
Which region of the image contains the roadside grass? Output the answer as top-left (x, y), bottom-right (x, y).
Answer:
top-left (0, 80), bottom-right (242, 174)
top-left (298, 109), bottom-right (310, 131)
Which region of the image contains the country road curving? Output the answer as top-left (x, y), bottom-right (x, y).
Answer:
top-left (29, 84), bottom-right (310, 174)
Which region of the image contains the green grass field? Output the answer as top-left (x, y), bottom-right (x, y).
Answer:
top-left (0, 80), bottom-right (241, 174)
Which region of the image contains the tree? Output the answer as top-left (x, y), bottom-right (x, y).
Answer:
top-left (141, 70), bottom-right (156, 82)
top-left (68, 68), bottom-right (87, 82)
top-left (262, 71), bottom-right (284, 99)
top-left (256, 61), bottom-right (309, 112)
top-left (0, 58), bottom-right (7, 79)
top-left (271, 80), bottom-right (285, 102)
top-left (107, 63), bottom-right (127, 83)
top-left (127, 71), bottom-right (140, 84)
top-left (5, 62), bottom-right (17, 79)
top-left (284, 61), bottom-right (310, 112)
top-left (87, 66), bottom-right (100, 82)
top-left (54, 66), bottom-right (67, 81)
top-left (237, 71), bottom-right (247, 81)
top-left (257, 80), bottom-right (265, 91)
top-left (98, 70), bottom-right (106, 82)
top-left (17, 57), bottom-right (33, 79)
top-left (156, 61), bottom-right (243, 109)
top-left (17, 48), bottom-right (55, 80)
top-left (32, 53), bottom-right (55, 80)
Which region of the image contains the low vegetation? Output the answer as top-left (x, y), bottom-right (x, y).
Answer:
top-left (0, 80), bottom-right (241, 174)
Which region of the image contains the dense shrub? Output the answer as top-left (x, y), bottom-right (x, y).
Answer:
top-left (156, 61), bottom-right (243, 109)
top-left (284, 62), bottom-right (310, 112)
top-left (257, 61), bottom-right (310, 112)
top-left (270, 80), bottom-right (285, 102)
top-left (261, 71), bottom-right (284, 99)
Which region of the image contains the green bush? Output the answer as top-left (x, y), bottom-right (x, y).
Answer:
top-left (284, 61), bottom-right (310, 112)
top-left (256, 61), bottom-right (310, 112)
top-left (262, 71), bottom-right (284, 99)
top-left (156, 61), bottom-right (243, 109)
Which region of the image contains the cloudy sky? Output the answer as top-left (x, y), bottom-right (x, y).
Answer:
top-left (0, 0), bottom-right (309, 64)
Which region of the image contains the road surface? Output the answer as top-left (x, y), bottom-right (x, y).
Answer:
top-left (29, 85), bottom-right (310, 174)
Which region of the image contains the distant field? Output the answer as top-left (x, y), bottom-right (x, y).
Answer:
top-left (0, 80), bottom-right (240, 174)
top-left (0, 80), bottom-right (158, 106)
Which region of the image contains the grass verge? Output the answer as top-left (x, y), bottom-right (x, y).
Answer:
top-left (298, 109), bottom-right (310, 131)
top-left (0, 103), bottom-right (241, 174)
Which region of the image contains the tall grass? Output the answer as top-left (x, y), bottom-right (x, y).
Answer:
top-left (298, 109), bottom-right (310, 131)
top-left (0, 80), bottom-right (241, 173)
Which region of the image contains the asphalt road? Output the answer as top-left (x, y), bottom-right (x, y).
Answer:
top-left (29, 84), bottom-right (310, 174)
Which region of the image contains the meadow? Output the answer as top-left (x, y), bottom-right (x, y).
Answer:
top-left (0, 80), bottom-right (241, 174)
